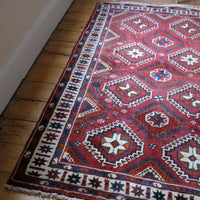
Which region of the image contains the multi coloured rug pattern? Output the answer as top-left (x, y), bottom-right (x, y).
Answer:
top-left (8, 3), bottom-right (200, 200)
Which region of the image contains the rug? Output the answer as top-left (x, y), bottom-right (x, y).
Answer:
top-left (7, 2), bottom-right (200, 200)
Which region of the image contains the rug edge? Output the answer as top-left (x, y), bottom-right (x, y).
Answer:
top-left (106, 1), bottom-right (200, 10)
top-left (5, 184), bottom-right (84, 200)
top-left (6, 0), bottom-right (102, 189)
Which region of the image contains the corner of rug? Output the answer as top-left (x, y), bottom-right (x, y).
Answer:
top-left (5, 184), bottom-right (84, 200)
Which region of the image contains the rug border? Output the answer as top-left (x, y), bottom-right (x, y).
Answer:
top-left (5, 2), bottom-right (102, 200)
top-left (106, 1), bottom-right (200, 10)
top-left (6, 1), bottom-right (200, 200)
top-left (5, 184), bottom-right (83, 200)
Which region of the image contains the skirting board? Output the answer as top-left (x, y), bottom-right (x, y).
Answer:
top-left (0, 0), bottom-right (73, 115)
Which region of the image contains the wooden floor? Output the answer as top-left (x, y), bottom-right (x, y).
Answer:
top-left (0, 0), bottom-right (199, 199)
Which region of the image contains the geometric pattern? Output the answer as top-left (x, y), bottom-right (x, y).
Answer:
top-left (94, 58), bottom-right (113, 75)
top-left (83, 120), bottom-right (144, 168)
top-left (169, 18), bottom-right (200, 39)
top-left (150, 68), bottom-right (172, 82)
top-left (128, 160), bottom-right (173, 183)
top-left (143, 30), bottom-right (183, 53)
top-left (121, 14), bottom-right (158, 34)
top-left (152, 36), bottom-right (174, 48)
top-left (167, 83), bottom-right (200, 118)
top-left (137, 62), bottom-right (186, 90)
top-left (93, 57), bottom-right (117, 76)
top-left (168, 48), bottom-right (200, 73)
top-left (105, 28), bottom-right (121, 43)
top-left (105, 25), bottom-right (125, 44)
top-left (102, 75), bottom-right (153, 107)
top-left (7, 3), bottom-right (200, 200)
top-left (151, 13), bottom-right (179, 23)
top-left (162, 133), bottom-right (200, 184)
top-left (133, 102), bottom-right (185, 139)
top-left (77, 93), bottom-right (106, 122)
top-left (113, 42), bottom-right (156, 66)
top-left (145, 111), bottom-right (169, 128)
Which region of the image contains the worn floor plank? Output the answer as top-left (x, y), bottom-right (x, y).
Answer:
top-left (0, 143), bottom-right (24, 174)
top-left (27, 65), bottom-right (64, 83)
top-left (44, 40), bottom-right (75, 55)
top-left (57, 20), bottom-right (86, 31)
top-left (0, 118), bottom-right (34, 145)
top-left (15, 81), bottom-right (55, 101)
top-left (3, 99), bottom-right (46, 122)
top-left (34, 52), bottom-right (69, 68)
top-left (50, 30), bottom-right (81, 42)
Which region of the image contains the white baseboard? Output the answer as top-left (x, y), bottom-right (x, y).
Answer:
top-left (0, 0), bottom-right (73, 115)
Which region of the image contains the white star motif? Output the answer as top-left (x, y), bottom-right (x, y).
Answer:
top-left (180, 54), bottom-right (199, 65)
top-left (179, 146), bottom-right (200, 170)
top-left (125, 48), bottom-right (144, 59)
top-left (101, 133), bottom-right (129, 155)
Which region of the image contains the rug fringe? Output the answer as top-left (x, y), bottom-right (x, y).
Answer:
top-left (5, 184), bottom-right (83, 200)
top-left (109, 1), bottom-right (200, 10)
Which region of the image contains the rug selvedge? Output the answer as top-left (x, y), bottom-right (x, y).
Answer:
top-left (7, 2), bottom-right (200, 200)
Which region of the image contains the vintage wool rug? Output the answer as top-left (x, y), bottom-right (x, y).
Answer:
top-left (7, 2), bottom-right (200, 200)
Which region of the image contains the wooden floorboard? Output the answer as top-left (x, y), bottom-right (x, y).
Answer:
top-left (3, 99), bottom-right (46, 122)
top-left (0, 118), bottom-right (35, 145)
top-left (34, 52), bottom-right (70, 69)
top-left (0, 0), bottom-right (199, 199)
top-left (50, 30), bottom-right (81, 42)
top-left (15, 81), bottom-right (55, 101)
top-left (57, 20), bottom-right (86, 31)
top-left (26, 65), bottom-right (65, 83)
top-left (44, 40), bottom-right (75, 55)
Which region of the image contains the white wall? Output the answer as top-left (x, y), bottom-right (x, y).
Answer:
top-left (0, 0), bottom-right (49, 68)
top-left (0, 0), bottom-right (73, 114)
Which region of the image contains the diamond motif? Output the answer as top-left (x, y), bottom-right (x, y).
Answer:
top-left (150, 68), bottom-right (172, 82)
top-left (152, 36), bottom-right (174, 48)
top-left (83, 120), bottom-right (144, 168)
top-left (162, 134), bottom-right (200, 183)
top-left (169, 18), bottom-right (200, 39)
top-left (143, 30), bottom-right (183, 53)
top-left (168, 48), bottom-right (200, 73)
top-left (137, 62), bottom-right (186, 90)
top-left (133, 102), bottom-right (185, 139)
top-left (167, 83), bottom-right (200, 118)
top-left (145, 111), bottom-right (169, 128)
top-left (102, 75), bottom-right (153, 107)
top-left (121, 14), bottom-right (158, 34)
top-left (113, 42), bottom-right (156, 66)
